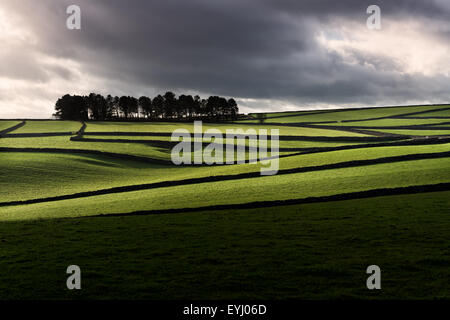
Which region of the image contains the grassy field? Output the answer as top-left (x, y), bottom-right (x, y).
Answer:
top-left (85, 121), bottom-right (368, 136)
top-left (0, 121), bottom-right (20, 131)
top-left (409, 109), bottom-right (450, 117)
top-left (244, 105), bottom-right (450, 123)
top-left (2, 143), bottom-right (450, 204)
top-left (331, 118), bottom-right (450, 127)
top-left (1, 191), bottom-right (449, 300)
top-left (77, 135), bottom-right (366, 149)
top-left (0, 136), bottom-right (172, 160)
top-left (13, 120), bottom-right (82, 133)
top-left (372, 129), bottom-right (450, 136)
top-left (1, 157), bottom-right (449, 221)
top-left (1, 104), bottom-right (449, 299)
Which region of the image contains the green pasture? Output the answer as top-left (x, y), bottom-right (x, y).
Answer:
top-left (247, 110), bottom-right (322, 119)
top-left (1, 142), bottom-right (449, 203)
top-left (85, 134), bottom-right (367, 149)
top-left (330, 118), bottom-right (450, 127)
top-left (426, 124), bottom-right (450, 128)
top-left (0, 136), bottom-right (288, 164)
top-left (0, 121), bottom-right (20, 131)
top-left (0, 136), bottom-right (170, 160)
top-left (1, 157), bottom-right (449, 221)
top-left (409, 108), bottom-right (450, 118)
top-left (1, 191), bottom-right (448, 299)
top-left (85, 121), bottom-right (367, 137)
top-left (373, 129), bottom-right (450, 136)
top-left (242, 105), bottom-right (449, 124)
top-left (13, 121), bottom-right (82, 134)
top-left (1, 104), bottom-right (450, 300)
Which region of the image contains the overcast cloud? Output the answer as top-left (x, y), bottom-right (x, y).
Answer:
top-left (1, 0), bottom-right (450, 118)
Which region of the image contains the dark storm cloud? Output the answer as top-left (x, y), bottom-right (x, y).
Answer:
top-left (2, 0), bottom-right (450, 117)
top-left (265, 0), bottom-right (447, 16)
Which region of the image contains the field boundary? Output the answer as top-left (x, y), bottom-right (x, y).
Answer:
top-left (3, 132), bottom-right (75, 138)
top-left (1, 134), bottom-right (449, 167)
top-left (81, 131), bottom-right (405, 142)
top-left (87, 182), bottom-right (450, 218)
top-left (262, 122), bottom-right (450, 131)
top-left (0, 147), bottom-right (173, 165)
top-left (243, 106), bottom-right (450, 125)
top-left (0, 147), bottom-right (287, 166)
top-left (71, 135), bottom-right (450, 155)
top-left (76, 121), bottom-right (86, 136)
top-left (312, 124), bottom-right (450, 130)
top-left (399, 116), bottom-right (450, 120)
top-left (0, 121), bottom-right (26, 137)
top-left (2, 151), bottom-right (450, 207)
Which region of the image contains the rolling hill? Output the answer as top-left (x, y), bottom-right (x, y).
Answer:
top-left (1, 104), bottom-right (449, 299)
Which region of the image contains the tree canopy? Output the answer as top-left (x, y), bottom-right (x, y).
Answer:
top-left (53, 92), bottom-right (239, 121)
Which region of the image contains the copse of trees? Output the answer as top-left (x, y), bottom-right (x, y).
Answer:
top-left (53, 92), bottom-right (239, 121)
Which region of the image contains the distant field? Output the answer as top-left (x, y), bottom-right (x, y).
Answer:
top-left (84, 135), bottom-right (366, 149)
top-left (0, 121), bottom-right (20, 131)
top-left (373, 129), bottom-right (450, 136)
top-left (1, 104), bottom-right (449, 299)
top-left (1, 157), bottom-right (449, 221)
top-left (254, 111), bottom-right (322, 118)
top-left (13, 120), bottom-right (82, 133)
top-left (332, 118), bottom-right (450, 127)
top-left (0, 136), bottom-right (171, 160)
top-left (410, 109), bottom-right (450, 118)
top-left (244, 105), bottom-right (450, 123)
top-left (85, 121), bottom-right (368, 137)
top-left (2, 143), bottom-right (450, 203)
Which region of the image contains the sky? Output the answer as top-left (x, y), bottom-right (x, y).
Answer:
top-left (1, 0), bottom-right (450, 118)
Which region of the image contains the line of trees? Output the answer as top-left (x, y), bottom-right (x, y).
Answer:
top-left (54, 92), bottom-right (239, 121)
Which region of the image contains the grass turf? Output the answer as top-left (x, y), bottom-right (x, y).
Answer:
top-left (83, 135), bottom-right (366, 149)
top-left (0, 136), bottom-right (171, 160)
top-left (1, 157), bottom-right (449, 221)
top-left (372, 129), bottom-right (450, 136)
top-left (0, 121), bottom-right (20, 131)
top-left (0, 191), bottom-right (449, 299)
top-left (330, 118), bottom-right (450, 127)
top-left (13, 121), bottom-right (83, 134)
top-left (85, 121), bottom-right (368, 137)
top-left (242, 105), bottom-right (449, 123)
top-left (1, 105), bottom-right (450, 300)
top-left (408, 109), bottom-right (450, 118)
top-left (1, 142), bottom-right (450, 203)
